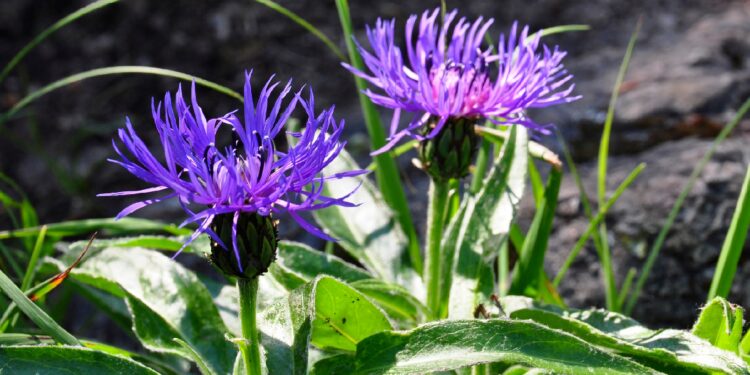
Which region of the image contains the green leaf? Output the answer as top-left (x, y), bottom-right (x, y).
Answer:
top-left (311, 277), bottom-right (392, 352)
top-left (0, 345), bottom-right (159, 374)
top-left (268, 241), bottom-right (423, 325)
top-left (312, 149), bottom-right (423, 294)
top-left (49, 247), bottom-right (235, 375)
top-left (509, 166), bottom-right (561, 296)
top-left (0, 268), bottom-right (79, 346)
top-left (349, 279), bottom-right (426, 326)
top-left (258, 276), bottom-right (392, 374)
top-left (334, 0), bottom-right (421, 276)
top-left (692, 297), bottom-right (744, 352)
top-left (270, 241), bottom-right (371, 290)
top-left (444, 126), bottom-right (528, 319)
top-left (708, 166), bottom-right (750, 300)
top-left (351, 319), bottom-right (652, 374)
top-left (500, 296), bottom-right (750, 374)
top-left (310, 353), bottom-right (356, 375)
top-left (742, 331), bottom-right (750, 365)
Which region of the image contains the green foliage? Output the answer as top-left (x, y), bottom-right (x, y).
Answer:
top-left (334, 0), bottom-right (422, 275)
top-left (501, 296), bottom-right (750, 374)
top-left (351, 319), bottom-right (652, 374)
top-left (708, 166), bottom-right (750, 300)
top-left (311, 148), bottom-right (422, 294)
top-left (443, 126), bottom-right (528, 319)
top-left (0, 267), bottom-right (79, 346)
top-left (48, 247), bottom-right (236, 375)
top-left (692, 297), bottom-right (745, 353)
top-left (0, 346), bottom-right (159, 375)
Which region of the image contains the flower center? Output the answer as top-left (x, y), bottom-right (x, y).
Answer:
top-left (428, 60), bottom-right (492, 115)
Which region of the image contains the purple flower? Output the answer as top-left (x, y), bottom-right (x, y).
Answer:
top-left (344, 8), bottom-right (580, 154)
top-left (100, 72), bottom-right (365, 262)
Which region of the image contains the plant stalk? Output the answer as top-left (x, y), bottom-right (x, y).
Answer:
top-left (425, 180), bottom-right (450, 319)
top-left (238, 278), bottom-right (262, 375)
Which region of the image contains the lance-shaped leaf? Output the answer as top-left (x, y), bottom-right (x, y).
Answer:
top-left (47, 247), bottom-right (236, 375)
top-left (443, 126), bottom-right (528, 319)
top-left (351, 319), bottom-right (652, 374)
top-left (0, 345), bottom-right (159, 374)
top-left (500, 296), bottom-right (750, 374)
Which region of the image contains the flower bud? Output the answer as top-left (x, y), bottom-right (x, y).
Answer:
top-left (418, 117), bottom-right (480, 181)
top-left (210, 213), bottom-right (278, 279)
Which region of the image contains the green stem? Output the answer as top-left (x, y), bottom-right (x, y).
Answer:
top-left (596, 224), bottom-right (619, 311)
top-left (237, 278), bottom-right (262, 375)
top-left (425, 180), bottom-right (450, 319)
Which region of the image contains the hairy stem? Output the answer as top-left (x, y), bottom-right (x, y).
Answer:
top-left (238, 278), bottom-right (262, 375)
top-left (425, 180), bottom-right (450, 319)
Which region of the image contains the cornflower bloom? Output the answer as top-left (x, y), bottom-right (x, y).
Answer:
top-left (100, 72), bottom-right (364, 277)
top-left (345, 8), bottom-right (580, 156)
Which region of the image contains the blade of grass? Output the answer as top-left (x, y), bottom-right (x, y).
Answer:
top-left (625, 97), bottom-right (750, 314)
top-left (617, 267), bottom-right (637, 308)
top-left (0, 267), bottom-right (80, 345)
top-left (0, 0), bottom-right (119, 85)
top-left (0, 217), bottom-right (190, 240)
top-left (1, 66), bottom-right (242, 125)
top-left (596, 20), bottom-right (641, 312)
top-left (365, 140), bottom-right (417, 171)
top-left (538, 25), bottom-right (590, 38)
top-left (335, 0), bottom-right (421, 274)
top-left (0, 233), bottom-right (94, 332)
top-left (19, 226), bottom-right (46, 292)
top-left (509, 166), bottom-right (562, 295)
top-left (554, 163), bottom-right (646, 286)
top-left (707, 165), bottom-right (750, 300)
top-left (528, 159), bottom-right (544, 204)
top-left (255, 0), bottom-right (346, 61)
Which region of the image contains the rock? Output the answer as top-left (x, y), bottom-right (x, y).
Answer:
top-left (550, 1), bottom-right (750, 160)
top-left (533, 134), bottom-right (750, 328)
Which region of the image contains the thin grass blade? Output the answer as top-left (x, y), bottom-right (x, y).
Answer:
top-left (554, 163), bottom-right (646, 286)
top-left (335, 0), bottom-right (421, 274)
top-left (0, 268), bottom-right (80, 345)
top-left (0, 0), bottom-right (119, 85)
top-left (255, 0), bottom-right (346, 61)
top-left (1, 66), bottom-right (242, 125)
top-left (707, 165), bottom-right (750, 300)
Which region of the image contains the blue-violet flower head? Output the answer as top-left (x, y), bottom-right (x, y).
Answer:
top-left (100, 72), bottom-right (365, 262)
top-left (344, 8), bottom-right (581, 154)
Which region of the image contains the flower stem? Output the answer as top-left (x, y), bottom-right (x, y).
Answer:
top-left (237, 278), bottom-right (262, 375)
top-left (425, 179), bottom-right (450, 319)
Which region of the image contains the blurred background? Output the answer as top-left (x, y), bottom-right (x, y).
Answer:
top-left (1, 0), bottom-right (749, 329)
